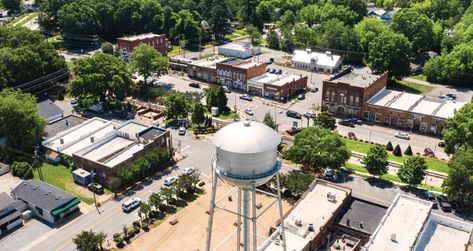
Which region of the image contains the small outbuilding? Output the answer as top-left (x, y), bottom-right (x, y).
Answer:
top-left (37, 99), bottom-right (64, 124)
top-left (72, 168), bottom-right (92, 186)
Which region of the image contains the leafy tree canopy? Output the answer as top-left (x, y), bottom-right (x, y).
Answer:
top-left (313, 111), bottom-right (336, 130)
top-left (442, 103), bottom-right (473, 154)
top-left (130, 43), bottom-right (169, 86)
top-left (391, 9), bottom-right (435, 52)
top-left (443, 148), bottom-right (473, 204)
top-left (263, 112), bottom-right (277, 130)
top-left (397, 156), bottom-right (427, 186)
top-left (354, 17), bottom-right (387, 51)
top-left (286, 126), bottom-right (350, 170)
top-left (362, 145), bottom-right (389, 177)
top-left (73, 230), bottom-right (106, 251)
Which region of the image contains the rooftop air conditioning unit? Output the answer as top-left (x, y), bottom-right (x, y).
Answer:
top-left (391, 233), bottom-right (397, 242)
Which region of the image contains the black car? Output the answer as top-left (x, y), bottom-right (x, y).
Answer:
top-left (311, 87), bottom-right (319, 93)
top-left (189, 82), bottom-right (200, 88)
top-left (239, 94), bottom-right (253, 101)
top-left (338, 119), bottom-right (355, 127)
top-left (436, 196), bottom-right (452, 212)
top-left (438, 141), bottom-right (445, 147)
top-left (424, 191), bottom-right (438, 209)
top-left (88, 183), bottom-right (104, 194)
top-left (286, 110), bottom-right (302, 119)
top-left (446, 93), bottom-right (457, 99)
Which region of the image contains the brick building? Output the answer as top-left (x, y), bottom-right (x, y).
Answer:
top-left (322, 67), bottom-right (388, 117)
top-left (187, 56), bottom-right (229, 83)
top-left (247, 72), bottom-right (308, 101)
top-left (117, 33), bottom-right (168, 59)
top-left (365, 89), bottom-right (468, 135)
top-left (216, 59), bottom-right (266, 91)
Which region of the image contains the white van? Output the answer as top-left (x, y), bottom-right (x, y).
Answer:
top-left (122, 198), bottom-right (141, 212)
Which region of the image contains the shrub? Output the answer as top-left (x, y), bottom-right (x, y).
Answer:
top-left (364, 140), bottom-right (370, 143)
top-left (11, 162), bottom-right (33, 179)
top-left (404, 145), bottom-right (413, 155)
top-left (386, 141), bottom-right (393, 151)
top-left (393, 144), bottom-right (402, 156)
top-left (133, 220), bottom-right (141, 230)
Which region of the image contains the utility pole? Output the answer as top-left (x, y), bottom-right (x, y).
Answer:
top-left (199, 36), bottom-right (202, 59)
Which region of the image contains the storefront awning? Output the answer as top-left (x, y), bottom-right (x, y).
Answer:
top-left (51, 198), bottom-right (80, 216)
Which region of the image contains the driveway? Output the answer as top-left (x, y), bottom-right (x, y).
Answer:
top-left (0, 173), bottom-right (22, 195)
top-left (0, 219), bottom-right (51, 251)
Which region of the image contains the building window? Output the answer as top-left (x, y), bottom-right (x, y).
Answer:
top-left (407, 119), bottom-right (414, 128)
top-left (385, 115), bottom-right (391, 125)
top-left (330, 92), bottom-right (335, 102)
top-left (349, 95), bottom-right (354, 105)
top-left (398, 119), bottom-right (405, 126)
top-left (363, 111), bottom-right (369, 119)
top-left (355, 96), bottom-right (360, 106)
top-left (375, 113), bottom-right (382, 122)
top-left (325, 91), bottom-right (330, 101)
top-left (420, 122), bottom-right (427, 132)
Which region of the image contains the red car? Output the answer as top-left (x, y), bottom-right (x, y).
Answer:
top-left (348, 132), bottom-right (357, 140)
top-left (424, 148), bottom-right (435, 157)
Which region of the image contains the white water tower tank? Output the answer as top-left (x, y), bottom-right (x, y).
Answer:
top-left (212, 120), bottom-right (281, 187)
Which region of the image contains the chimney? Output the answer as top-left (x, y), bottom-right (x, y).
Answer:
top-left (306, 48), bottom-right (312, 54)
top-left (60, 138), bottom-right (64, 144)
top-left (391, 233), bottom-right (397, 242)
top-left (90, 137), bottom-right (94, 143)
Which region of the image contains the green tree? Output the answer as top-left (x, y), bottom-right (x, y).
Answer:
top-left (149, 192), bottom-right (165, 212)
top-left (101, 42), bottom-right (114, 54)
top-left (70, 52), bottom-right (132, 109)
top-left (279, 172), bottom-right (314, 198)
top-left (11, 162), bottom-right (33, 179)
top-left (366, 31), bottom-right (412, 79)
top-left (280, 31), bottom-right (295, 53)
top-left (58, 0), bottom-right (100, 35)
top-left (354, 17), bottom-right (387, 51)
top-left (442, 103), bottom-right (473, 154)
top-left (263, 112), bottom-right (277, 130)
top-left (246, 25), bottom-right (262, 45)
top-left (397, 156), bottom-right (427, 186)
top-left (443, 148), bottom-right (473, 204)
top-left (192, 103), bottom-right (206, 126)
top-left (316, 18), bottom-right (359, 52)
top-left (209, 3), bottom-right (232, 40)
top-left (298, 2), bottom-right (357, 27)
top-left (205, 85), bottom-right (227, 112)
top-left (130, 43), bottom-right (169, 86)
top-left (331, 0), bottom-right (367, 23)
top-left (267, 29), bottom-right (280, 50)
top-left (286, 127), bottom-right (350, 170)
top-left (173, 10), bottom-right (201, 41)
top-left (139, 201), bottom-right (151, 220)
top-left (313, 111), bottom-right (336, 130)
top-left (164, 92), bottom-right (190, 120)
top-left (1, 0), bottom-right (20, 11)
top-left (362, 145), bottom-right (389, 177)
top-left (393, 144), bottom-right (402, 156)
top-left (391, 9), bottom-right (434, 52)
top-left (386, 141), bottom-right (393, 151)
top-left (72, 230), bottom-right (106, 251)
top-left (0, 89), bottom-right (47, 150)
top-left (160, 187), bottom-right (176, 205)
top-left (404, 145), bottom-right (413, 156)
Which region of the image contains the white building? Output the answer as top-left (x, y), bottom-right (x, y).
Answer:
top-left (217, 42), bottom-right (260, 59)
top-left (291, 49), bottom-right (342, 73)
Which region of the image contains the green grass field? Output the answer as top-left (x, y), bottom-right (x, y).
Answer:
top-left (409, 74), bottom-right (428, 81)
top-left (387, 80), bottom-right (433, 94)
top-left (33, 163), bottom-right (95, 205)
top-left (16, 12), bottom-right (39, 27)
top-left (342, 138), bottom-right (449, 173)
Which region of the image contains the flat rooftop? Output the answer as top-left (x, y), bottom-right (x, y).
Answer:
top-left (330, 68), bottom-right (382, 88)
top-left (116, 120), bottom-right (148, 136)
top-left (60, 124), bottom-right (116, 156)
top-left (364, 194), bottom-right (432, 251)
top-left (336, 198), bottom-right (387, 235)
top-left (367, 89), bottom-right (468, 119)
top-left (268, 74), bottom-right (303, 87)
top-left (219, 42), bottom-right (253, 52)
top-left (292, 49), bottom-right (341, 67)
top-left (284, 180), bottom-right (350, 241)
top-left (44, 115), bottom-right (87, 139)
top-left (259, 230), bottom-right (309, 251)
top-left (190, 56), bottom-right (228, 68)
top-left (118, 33), bottom-right (164, 41)
top-left (236, 62), bottom-right (263, 69)
top-left (413, 213), bottom-right (473, 251)
top-left (249, 73), bottom-right (303, 87)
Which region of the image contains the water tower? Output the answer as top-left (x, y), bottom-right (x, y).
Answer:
top-left (205, 120), bottom-right (287, 251)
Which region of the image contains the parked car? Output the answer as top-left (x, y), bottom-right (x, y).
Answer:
top-left (286, 127), bottom-right (303, 135)
top-left (438, 141), bottom-right (445, 147)
top-left (179, 127), bottom-right (186, 135)
top-left (348, 132), bottom-right (357, 140)
top-left (223, 86), bottom-right (231, 93)
top-left (424, 148), bottom-right (435, 157)
top-left (164, 176), bottom-right (178, 186)
top-left (424, 191), bottom-right (438, 209)
top-left (303, 112), bottom-right (316, 119)
top-left (394, 131), bottom-right (410, 140)
top-left (189, 82), bottom-right (200, 88)
top-left (88, 183), bottom-right (104, 194)
top-left (436, 196), bottom-right (452, 212)
top-left (276, 69), bottom-right (283, 74)
top-left (239, 94), bottom-right (253, 101)
top-left (297, 94), bottom-right (305, 100)
top-left (269, 68), bottom-right (276, 73)
top-left (311, 87), bottom-right (319, 92)
top-left (182, 167), bottom-right (195, 175)
top-left (338, 119), bottom-right (355, 127)
top-left (244, 108), bottom-right (254, 116)
top-left (70, 99), bottom-right (78, 105)
top-left (122, 198), bottom-right (141, 212)
top-left (286, 110), bottom-right (302, 119)
top-left (446, 93), bottom-right (457, 99)
top-left (323, 168), bottom-right (334, 178)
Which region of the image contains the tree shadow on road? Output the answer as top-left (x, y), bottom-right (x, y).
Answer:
top-left (366, 177), bottom-right (394, 189)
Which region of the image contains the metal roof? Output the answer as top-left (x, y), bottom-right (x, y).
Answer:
top-left (213, 121), bottom-right (280, 154)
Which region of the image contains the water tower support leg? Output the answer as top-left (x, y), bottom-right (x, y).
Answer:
top-left (205, 169), bottom-right (218, 251)
top-left (252, 185), bottom-right (257, 251)
top-left (237, 188), bottom-right (242, 251)
top-left (243, 188), bottom-right (251, 251)
top-left (276, 173), bottom-right (287, 251)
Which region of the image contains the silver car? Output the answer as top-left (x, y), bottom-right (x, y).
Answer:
top-left (394, 131), bottom-right (410, 140)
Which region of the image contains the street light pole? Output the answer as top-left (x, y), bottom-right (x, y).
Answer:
top-left (369, 131), bottom-right (372, 142)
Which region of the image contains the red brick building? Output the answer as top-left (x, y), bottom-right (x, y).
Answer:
top-left (117, 33), bottom-right (168, 59)
top-left (247, 72), bottom-right (308, 101)
top-left (216, 59), bottom-right (266, 91)
top-left (321, 67), bottom-right (388, 117)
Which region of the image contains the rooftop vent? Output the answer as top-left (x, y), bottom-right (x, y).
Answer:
top-left (60, 138), bottom-right (64, 144)
top-left (90, 137), bottom-right (94, 143)
top-left (325, 51), bottom-right (332, 56)
top-left (295, 219), bottom-right (302, 226)
top-left (391, 233), bottom-right (397, 242)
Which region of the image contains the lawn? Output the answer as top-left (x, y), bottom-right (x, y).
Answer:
top-left (168, 45), bottom-right (188, 57)
top-left (342, 138), bottom-right (449, 173)
top-left (409, 74), bottom-right (427, 81)
top-left (16, 12), bottom-right (39, 27)
top-left (33, 163), bottom-right (95, 205)
top-left (344, 162), bottom-right (443, 192)
top-left (204, 110), bottom-right (239, 121)
top-left (387, 79), bottom-right (433, 94)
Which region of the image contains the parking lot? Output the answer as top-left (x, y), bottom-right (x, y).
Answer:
top-left (0, 218), bottom-right (52, 251)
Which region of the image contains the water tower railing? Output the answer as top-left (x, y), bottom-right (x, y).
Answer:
top-left (212, 152), bottom-right (282, 181)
